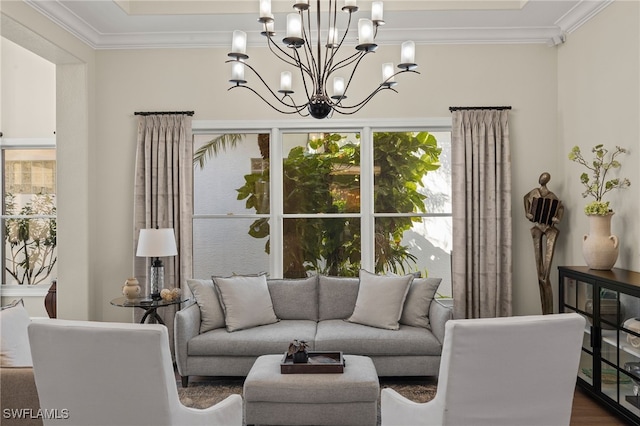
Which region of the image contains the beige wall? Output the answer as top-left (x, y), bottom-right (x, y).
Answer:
top-left (2, 0), bottom-right (638, 321)
top-left (1, 38), bottom-right (55, 138)
top-left (558, 1), bottom-right (640, 273)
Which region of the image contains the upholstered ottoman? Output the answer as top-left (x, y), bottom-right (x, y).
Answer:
top-left (244, 354), bottom-right (379, 426)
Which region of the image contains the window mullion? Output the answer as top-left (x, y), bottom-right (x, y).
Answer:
top-left (360, 126), bottom-right (375, 272)
top-left (270, 128), bottom-right (284, 278)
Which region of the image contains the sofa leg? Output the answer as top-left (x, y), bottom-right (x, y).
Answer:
top-left (181, 376), bottom-right (189, 387)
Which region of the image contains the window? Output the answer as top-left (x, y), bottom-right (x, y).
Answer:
top-left (193, 121), bottom-right (452, 295)
top-left (2, 148), bottom-right (57, 286)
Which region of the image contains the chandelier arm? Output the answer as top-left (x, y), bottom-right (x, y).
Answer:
top-left (299, 6), bottom-right (319, 89)
top-left (331, 51), bottom-right (371, 100)
top-left (228, 85), bottom-right (308, 115)
top-left (264, 31), bottom-right (313, 75)
top-left (333, 87), bottom-right (399, 114)
top-left (282, 93), bottom-right (311, 117)
top-left (289, 47), bottom-right (315, 102)
top-left (227, 59), bottom-right (309, 110)
top-left (325, 6), bottom-right (361, 84)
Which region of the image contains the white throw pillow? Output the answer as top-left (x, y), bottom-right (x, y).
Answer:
top-left (0, 299), bottom-right (33, 367)
top-left (399, 277), bottom-right (442, 329)
top-left (187, 279), bottom-right (226, 333)
top-left (212, 274), bottom-right (279, 332)
top-left (347, 270), bottom-right (413, 330)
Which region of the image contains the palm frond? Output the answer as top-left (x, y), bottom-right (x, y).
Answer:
top-left (193, 133), bottom-right (245, 168)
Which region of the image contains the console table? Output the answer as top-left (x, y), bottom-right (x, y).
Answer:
top-left (558, 266), bottom-right (640, 425)
top-left (110, 296), bottom-right (188, 325)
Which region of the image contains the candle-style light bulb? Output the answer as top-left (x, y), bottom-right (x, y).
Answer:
top-left (382, 63), bottom-right (396, 86)
top-left (280, 71), bottom-right (292, 93)
top-left (259, 0), bottom-right (272, 19)
top-left (333, 77), bottom-right (345, 98)
top-left (231, 62), bottom-right (245, 83)
top-left (400, 41), bottom-right (416, 67)
top-left (287, 14), bottom-right (302, 39)
top-left (358, 19), bottom-right (373, 45)
top-left (372, 2), bottom-right (384, 23)
top-left (231, 30), bottom-right (247, 56)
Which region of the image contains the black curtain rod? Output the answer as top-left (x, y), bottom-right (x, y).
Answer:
top-left (449, 106), bottom-right (512, 112)
top-left (134, 111), bottom-right (194, 116)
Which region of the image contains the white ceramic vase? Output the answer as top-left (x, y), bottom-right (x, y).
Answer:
top-left (583, 213), bottom-right (619, 270)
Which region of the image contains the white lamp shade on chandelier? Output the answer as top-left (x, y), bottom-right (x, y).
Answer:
top-left (226, 0), bottom-right (418, 119)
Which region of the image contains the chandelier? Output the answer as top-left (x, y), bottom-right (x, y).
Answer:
top-left (227, 0), bottom-right (419, 119)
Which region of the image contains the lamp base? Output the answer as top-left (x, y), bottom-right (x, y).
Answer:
top-left (151, 292), bottom-right (162, 301)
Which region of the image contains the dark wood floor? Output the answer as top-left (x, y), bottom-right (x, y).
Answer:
top-left (571, 387), bottom-right (628, 425)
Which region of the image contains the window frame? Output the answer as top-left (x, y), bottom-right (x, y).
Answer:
top-left (0, 137), bottom-right (57, 295)
top-left (193, 118), bottom-right (452, 279)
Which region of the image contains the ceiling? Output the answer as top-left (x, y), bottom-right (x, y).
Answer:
top-left (22, 0), bottom-right (613, 49)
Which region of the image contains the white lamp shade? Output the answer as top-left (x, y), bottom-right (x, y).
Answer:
top-left (136, 228), bottom-right (178, 257)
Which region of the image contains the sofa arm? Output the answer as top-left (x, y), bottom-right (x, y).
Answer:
top-left (1, 367), bottom-right (42, 426)
top-left (429, 298), bottom-right (453, 345)
top-left (174, 303), bottom-right (201, 378)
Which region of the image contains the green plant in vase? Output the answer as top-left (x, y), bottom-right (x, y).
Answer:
top-left (568, 144), bottom-right (630, 215)
top-left (568, 144), bottom-right (630, 270)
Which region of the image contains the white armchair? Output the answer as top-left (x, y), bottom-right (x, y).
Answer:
top-left (28, 319), bottom-right (242, 426)
top-left (381, 313), bottom-right (586, 426)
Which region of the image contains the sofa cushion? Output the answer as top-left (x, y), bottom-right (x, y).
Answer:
top-left (347, 270), bottom-right (413, 330)
top-left (318, 276), bottom-right (360, 321)
top-left (188, 320), bottom-right (317, 356)
top-left (400, 277), bottom-right (442, 329)
top-left (213, 274), bottom-right (279, 332)
top-left (268, 276), bottom-right (318, 321)
top-left (187, 279), bottom-right (226, 333)
top-left (315, 320), bottom-right (442, 356)
top-left (0, 300), bottom-right (32, 367)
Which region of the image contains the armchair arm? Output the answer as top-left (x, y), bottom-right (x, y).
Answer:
top-left (174, 303), bottom-right (201, 377)
top-left (381, 388), bottom-right (442, 426)
top-left (429, 298), bottom-right (453, 345)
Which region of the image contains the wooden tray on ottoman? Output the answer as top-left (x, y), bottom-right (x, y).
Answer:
top-left (280, 351), bottom-right (345, 374)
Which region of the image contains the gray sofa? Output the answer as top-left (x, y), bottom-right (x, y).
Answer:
top-left (175, 275), bottom-right (452, 387)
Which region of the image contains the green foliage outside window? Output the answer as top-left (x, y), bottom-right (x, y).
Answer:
top-left (4, 193), bottom-right (57, 285)
top-left (236, 131), bottom-right (441, 278)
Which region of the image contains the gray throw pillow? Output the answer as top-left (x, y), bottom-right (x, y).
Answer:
top-left (399, 277), bottom-right (442, 329)
top-left (186, 279), bottom-right (226, 333)
top-left (213, 274), bottom-right (279, 332)
top-left (267, 276), bottom-right (318, 320)
top-left (347, 270), bottom-right (413, 330)
top-left (318, 276), bottom-right (360, 320)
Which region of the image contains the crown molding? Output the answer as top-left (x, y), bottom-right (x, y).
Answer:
top-left (555, 0), bottom-right (614, 34)
top-left (23, 0), bottom-right (611, 50)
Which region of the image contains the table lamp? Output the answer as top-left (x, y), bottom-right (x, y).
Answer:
top-left (136, 228), bottom-right (178, 300)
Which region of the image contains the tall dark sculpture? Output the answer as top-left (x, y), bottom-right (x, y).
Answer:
top-left (524, 172), bottom-right (564, 314)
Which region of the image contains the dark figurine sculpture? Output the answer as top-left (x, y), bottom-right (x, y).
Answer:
top-left (524, 172), bottom-right (564, 314)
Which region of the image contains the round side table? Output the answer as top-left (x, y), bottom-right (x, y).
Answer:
top-left (110, 296), bottom-right (189, 325)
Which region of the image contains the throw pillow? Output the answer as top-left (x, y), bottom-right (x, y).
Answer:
top-left (186, 279), bottom-right (226, 333)
top-left (0, 299), bottom-right (33, 367)
top-left (267, 276), bottom-right (318, 321)
top-left (399, 277), bottom-right (442, 329)
top-left (212, 274), bottom-right (279, 332)
top-left (318, 276), bottom-right (360, 320)
top-left (347, 270), bottom-right (413, 330)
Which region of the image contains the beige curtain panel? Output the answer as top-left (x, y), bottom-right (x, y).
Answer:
top-left (133, 113), bottom-right (194, 356)
top-left (451, 109), bottom-right (512, 319)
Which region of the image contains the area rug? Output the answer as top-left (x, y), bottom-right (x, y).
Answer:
top-left (177, 377), bottom-right (437, 425)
